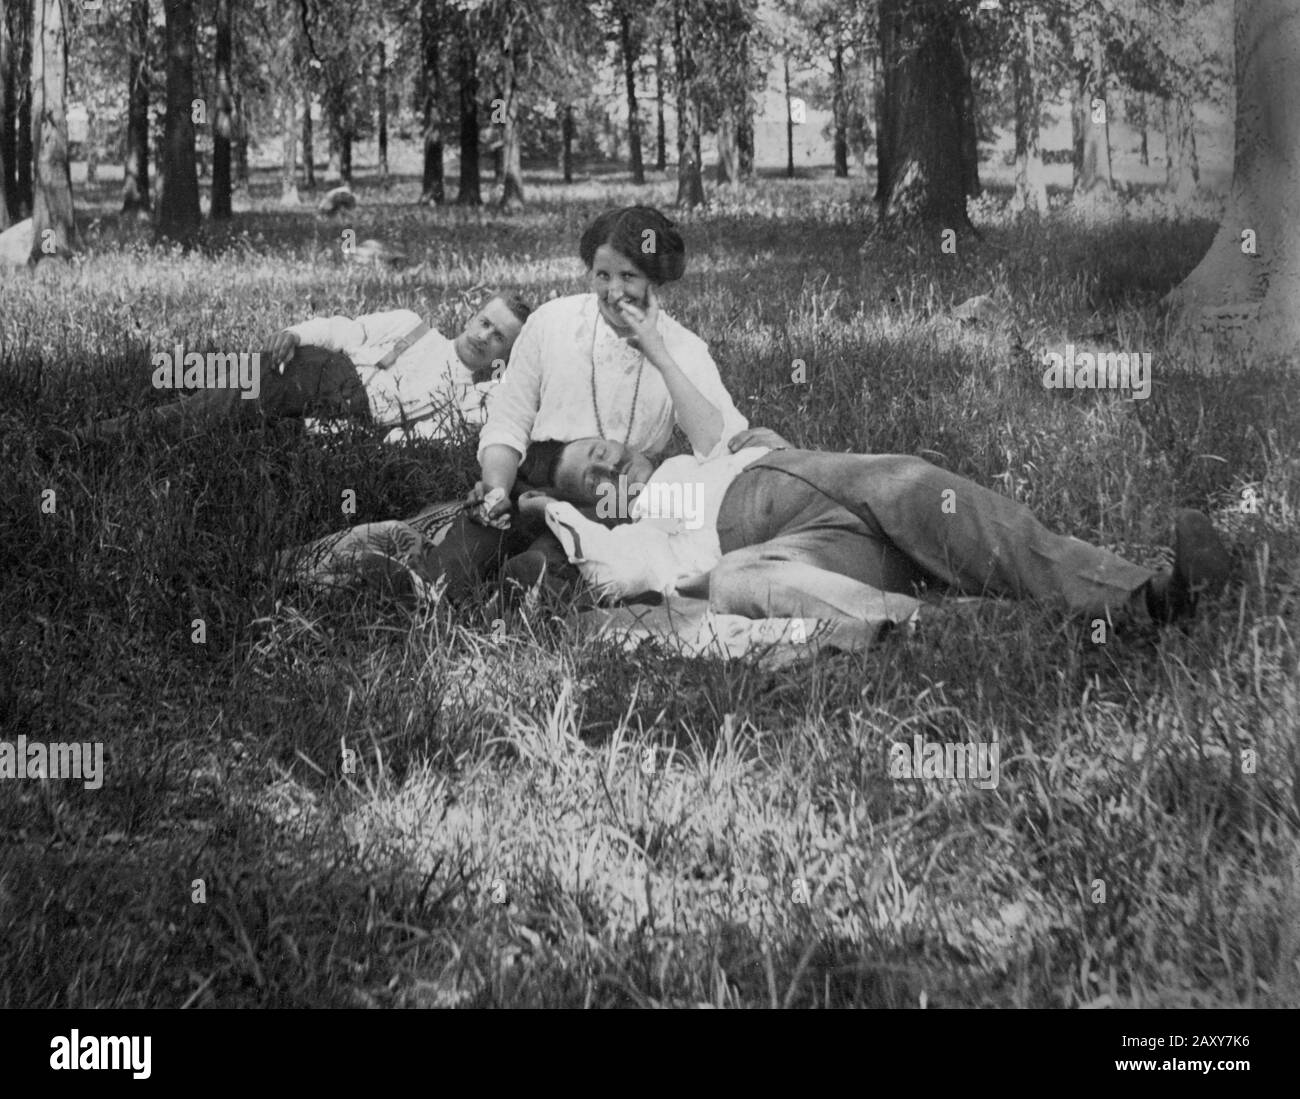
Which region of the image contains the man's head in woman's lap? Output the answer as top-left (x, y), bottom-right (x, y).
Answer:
top-left (524, 438), bottom-right (655, 508)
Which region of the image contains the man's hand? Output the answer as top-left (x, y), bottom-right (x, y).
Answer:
top-left (466, 481), bottom-right (512, 530)
top-left (616, 286), bottom-right (668, 361)
top-left (269, 330), bottom-right (300, 373)
top-left (728, 427), bottom-right (792, 453)
top-left (515, 488), bottom-right (557, 524)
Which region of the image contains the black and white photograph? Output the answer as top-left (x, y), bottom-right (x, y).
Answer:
top-left (0, 0), bottom-right (1296, 1059)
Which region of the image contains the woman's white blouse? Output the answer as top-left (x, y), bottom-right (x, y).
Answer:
top-left (476, 293), bottom-right (748, 462)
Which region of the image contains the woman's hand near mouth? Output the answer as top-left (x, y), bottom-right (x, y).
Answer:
top-left (615, 287), bottom-right (668, 360)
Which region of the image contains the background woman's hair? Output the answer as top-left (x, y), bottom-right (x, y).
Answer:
top-left (578, 206), bottom-right (687, 284)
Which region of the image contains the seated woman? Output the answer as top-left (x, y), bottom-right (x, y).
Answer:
top-left (523, 434), bottom-right (1232, 627)
top-left (429, 204), bottom-right (750, 598)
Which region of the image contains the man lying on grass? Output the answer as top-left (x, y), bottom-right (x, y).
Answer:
top-left (50, 291), bottom-right (531, 449)
top-left (525, 433), bottom-right (1232, 628)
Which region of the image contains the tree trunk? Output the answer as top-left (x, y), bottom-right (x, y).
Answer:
top-left (784, 55), bottom-right (795, 179)
top-left (301, 84), bottom-right (315, 189)
top-left (16, 0), bottom-right (32, 216)
top-left (84, 105), bottom-right (97, 184)
top-left (876, 0), bottom-right (972, 230)
top-left (1010, 8), bottom-right (1047, 216)
top-left (338, 126), bottom-right (351, 183)
top-left (672, 0), bottom-right (703, 207)
top-left (715, 108), bottom-right (738, 185)
top-left (499, 37), bottom-right (523, 209)
top-left (1138, 92), bottom-right (1149, 166)
top-left (377, 38), bottom-right (389, 183)
top-left (420, 0), bottom-right (444, 203)
top-left (560, 102), bottom-right (574, 182)
top-left (1075, 35), bottom-right (1111, 194)
top-left (654, 38), bottom-right (666, 171)
top-left (210, 0), bottom-right (232, 220)
top-left (157, 0), bottom-right (200, 243)
top-left (122, 0), bottom-right (150, 216)
top-left (957, 42), bottom-right (979, 197)
top-left (831, 38), bottom-right (848, 178)
top-left (1169, 0), bottom-right (1300, 360)
top-left (29, 0), bottom-right (74, 261)
top-left (0, 5), bottom-right (11, 229)
top-left (233, 90), bottom-right (248, 188)
top-left (278, 89), bottom-right (298, 205)
top-left (456, 31), bottom-right (480, 205)
top-left (620, 12), bottom-right (644, 184)
top-left (1165, 93), bottom-right (1199, 199)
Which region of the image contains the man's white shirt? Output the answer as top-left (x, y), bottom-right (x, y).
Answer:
top-left (544, 445), bottom-right (771, 600)
top-left (288, 309), bottom-right (488, 435)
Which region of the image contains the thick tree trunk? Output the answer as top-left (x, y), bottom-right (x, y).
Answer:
top-left (420, 0), bottom-right (444, 204)
top-left (620, 13), bottom-right (644, 184)
top-left (29, 0), bottom-right (74, 261)
top-left (671, 0), bottom-right (702, 207)
top-left (654, 39), bottom-right (666, 171)
top-left (122, 0), bottom-right (150, 215)
top-left (456, 33), bottom-right (480, 205)
top-left (1075, 36), bottom-right (1111, 194)
top-left (278, 89), bottom-right (298, 205)
top-left (1010, 9), bottom-right (1047, 217)
top-left (210, 0), bottom-right (232, 220)
top-left (1165, 94), bottom-right (1199, 199)
top-left (499, 41), bottom-right (523, 209)
top-left (377, 39), bottom-right (389, 183)
top-left (832, 39), bottom-right (848, 178)
top-left (158, 0), bottom-right (200, 243)
top-left (1169, 0), bottom-right (1300, 361)
top-left (876, 0), bottom-right (972, 230)
top-left (957, 48), bottom-right (979, 197)
top-left (301, 84), bottom-right (315, 189)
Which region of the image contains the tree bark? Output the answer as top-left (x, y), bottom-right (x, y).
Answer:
top-left (29, 0), bottom-right (74, 261)
top-left (654, 38), bottom-right (666, 171)
top-left (831, 37), bottom-right (848, 178)
top-left (278, 87), bottom-right (298, 205)
top-left (122, 0), bottom-right (150, 216)
top-left (560, 102), bottom-right (574, 182)
top-left (1169, 0), bottom-right (1300, 360)
top-left (377, 38), bottom-right (389, 183)
top-left (0, 5), bottom-right (11, 229)
top-left (1165, 93), bottom-right (1199, 199)
top-left (301, 83), bottom-right (315, 189)
top-left (672, 0), bottom-right (702, 207)
top-left (1010, 7), bottom-right (1047, 216)
top-left (233, 89), bottom-right (248, 188)
top-left (876, 0), bottom-right (972, 230)
top-left (456, 29), bottom-right (480, 205)
top-left (420, 0), bottom-right (444, 204)
top-left (15, 0), bottom-right (32, 216)
top-left (620, 11), bottom-right (644, 184)
top-left (499, 35), bottom-right (523, 209)
top-left (157, 0), bottom-right (200, 242)
top-left (1075, 34), bottom-right (1111, 194)
top-left (210, 0), bottom-right (232, 220)
top-left (784, 55), bottom-right (795, 178)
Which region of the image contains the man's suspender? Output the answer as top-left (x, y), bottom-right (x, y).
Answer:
top-left (373, 320), bottom-right (431, 370)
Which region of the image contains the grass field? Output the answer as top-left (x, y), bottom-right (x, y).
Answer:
top-left (2, 167), bottom-right (1297, 1008)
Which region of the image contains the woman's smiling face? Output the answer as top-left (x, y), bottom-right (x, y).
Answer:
top-left (587, 244), bottom-right (653, 333)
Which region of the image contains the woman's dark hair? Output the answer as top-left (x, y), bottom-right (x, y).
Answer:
top-left (578, 206), bottom-right (687, 285)
top-left (517, 439), bottom-right (567, 488)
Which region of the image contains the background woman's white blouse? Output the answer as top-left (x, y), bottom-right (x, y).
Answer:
top-left (476, 293), bottom-right (748, 462)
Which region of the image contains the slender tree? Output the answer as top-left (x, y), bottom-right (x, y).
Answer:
top-left (419, 0), bottom-right (444, 203)
top-left (0, 5), bottom-right (10, 229)
top-left (122, 0), bottom-right (150, 215)
top-left (210, 0), bottom-right (233, 219)
top-left (15, 0), bottom-right (33, 216)
top-left (456, 11), bottom-right (481, 205)
top-left (29, 0), bottom-right (74, 262)
top-left (1010, 4), bottom-right (1047, 215)
top-left (157, 0), bottom-right (200, 242)
top-left (301, 81), bottom-right (314, 189)
top-left (618, 6), bottom-right (644, 183)
top-left (376, 37), bottom-right (389, 182)
top-left (654, 38), bottom-right (666, 171)
top-left (671, 0), bottom-right (703, 206)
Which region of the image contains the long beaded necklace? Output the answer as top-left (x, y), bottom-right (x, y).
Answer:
top-left (590, 303), bottom-right (646, 445)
